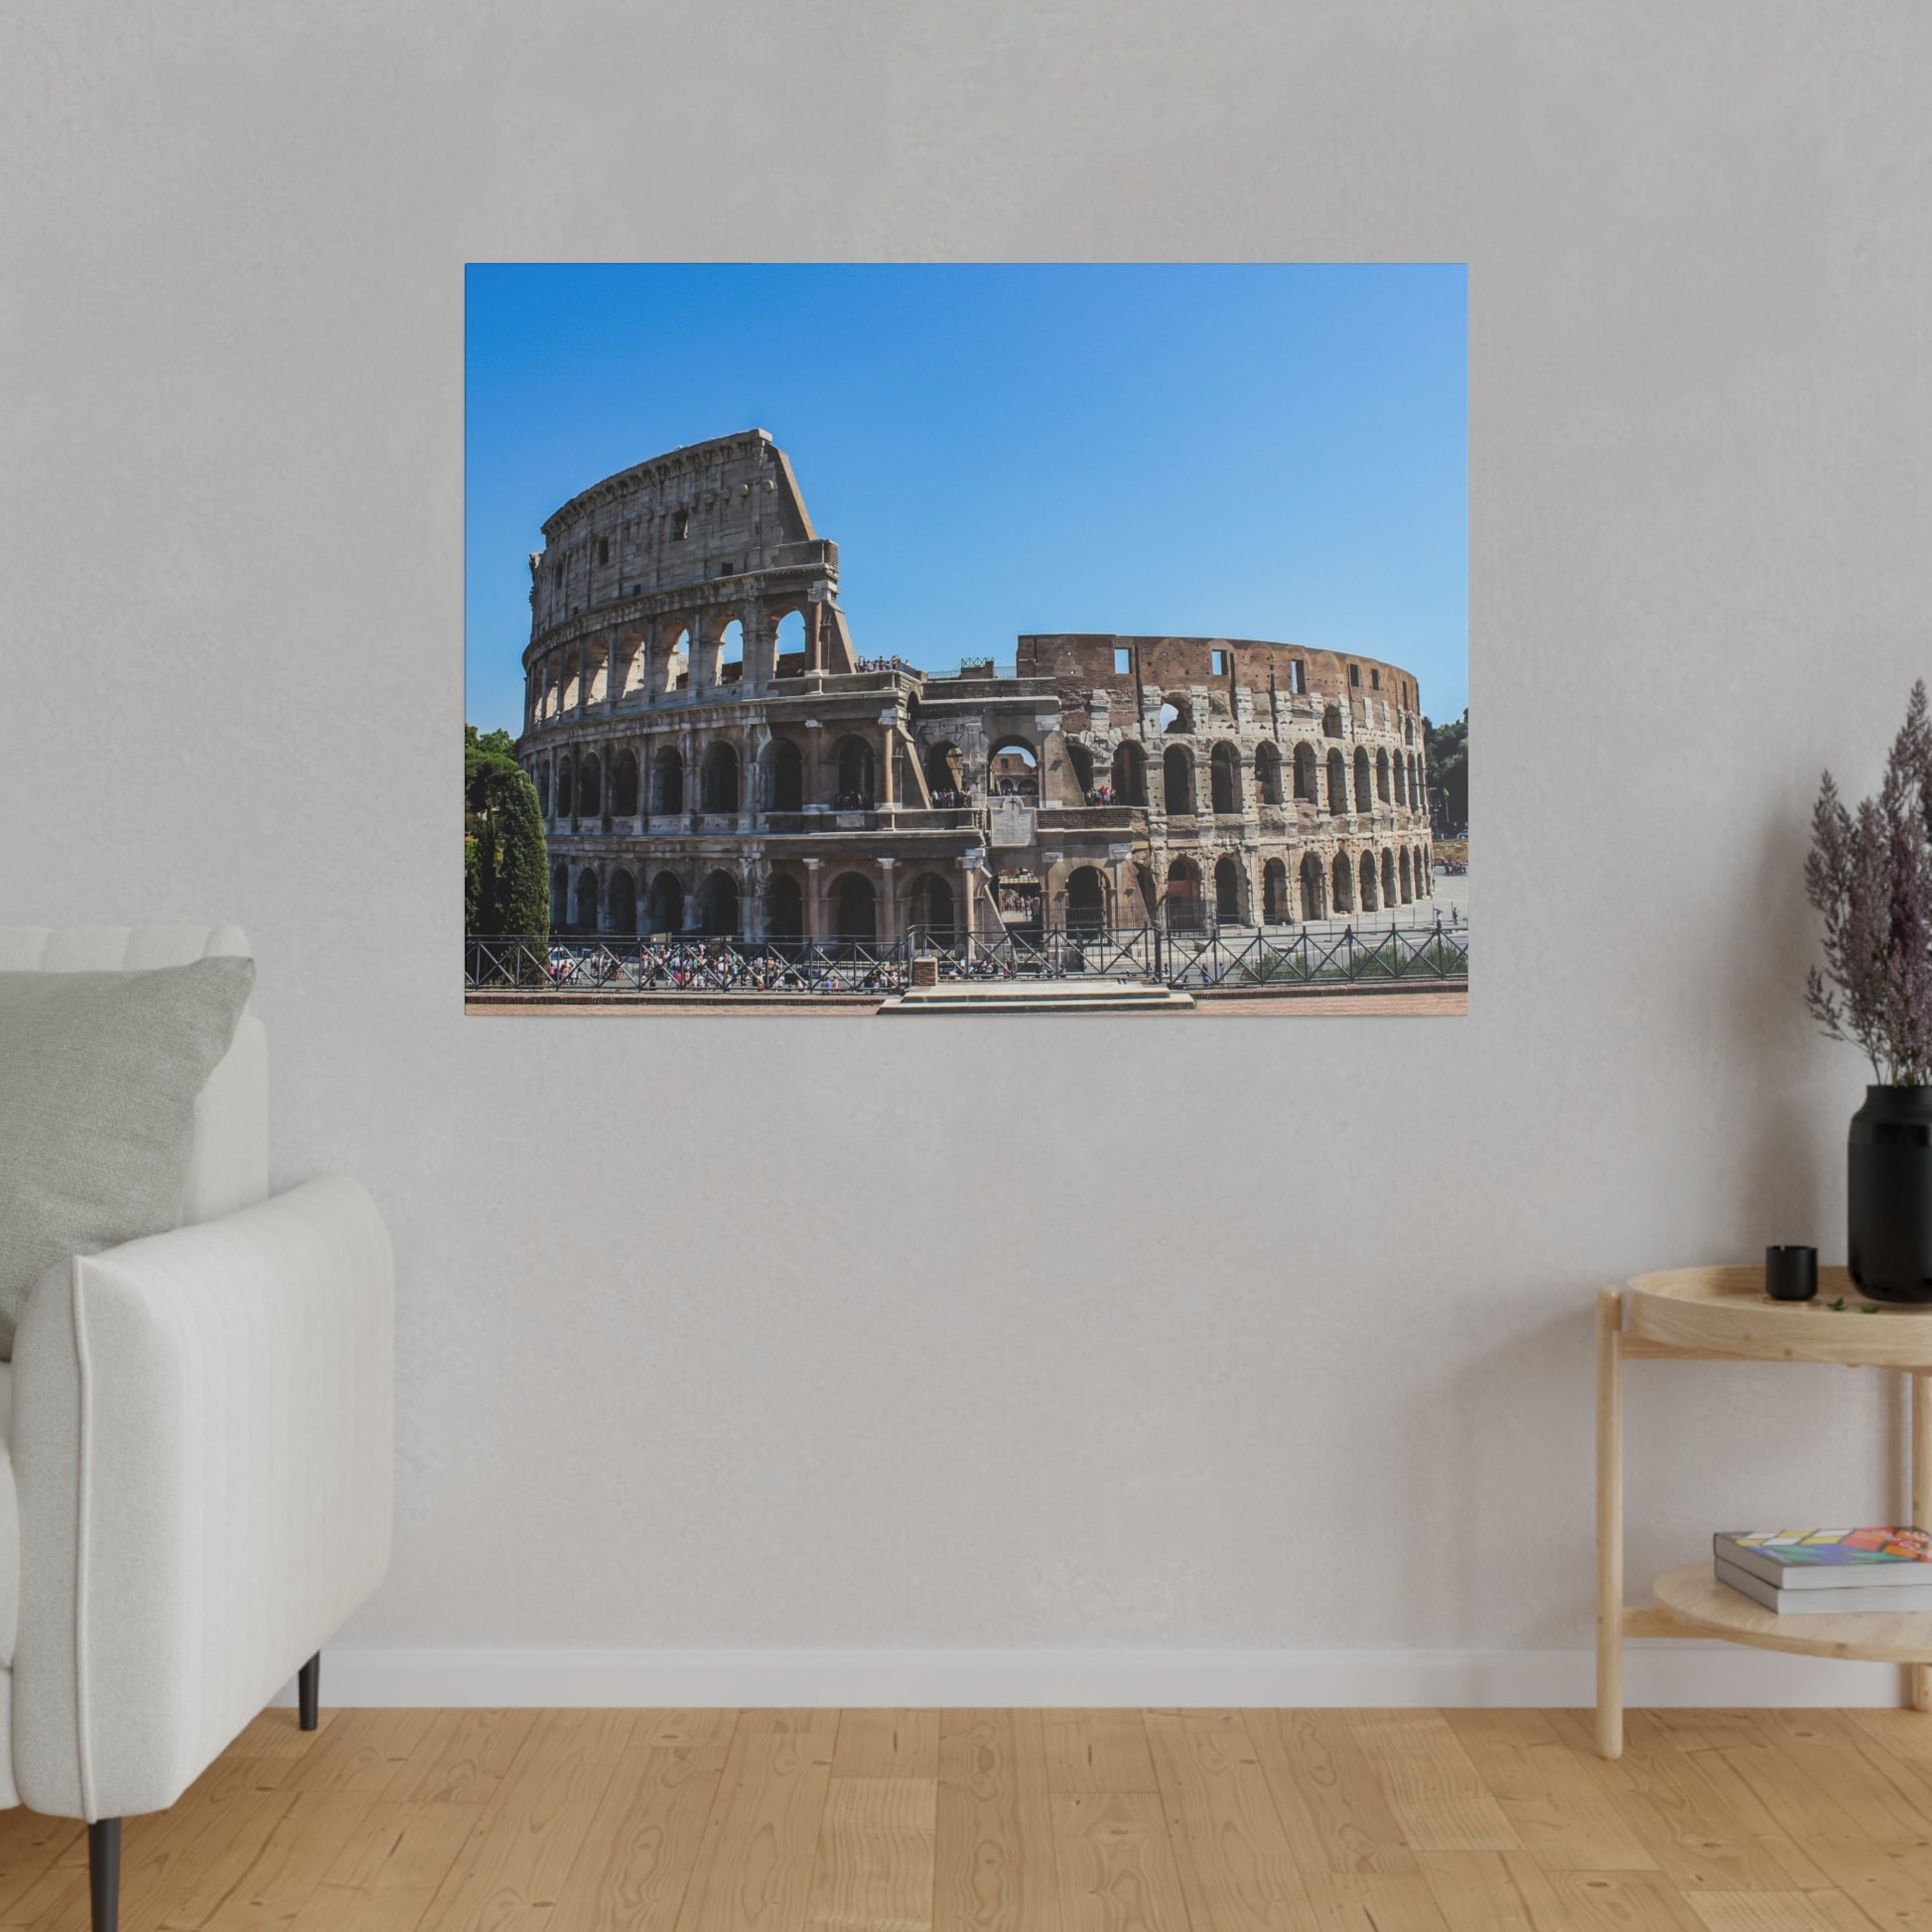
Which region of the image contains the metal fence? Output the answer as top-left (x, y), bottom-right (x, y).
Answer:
top-left (467, 923), bottom-right (1468, 997)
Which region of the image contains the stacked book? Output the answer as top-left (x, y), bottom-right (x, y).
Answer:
top-left (1716, 1528), bottom-right (1932, 1614)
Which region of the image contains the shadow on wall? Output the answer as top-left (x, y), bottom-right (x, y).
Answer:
top-left (1725, 803), bottom-right (1835, 1253)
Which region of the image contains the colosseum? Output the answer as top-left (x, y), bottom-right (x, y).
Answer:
top-left (516, 430), bottom-right (1435, 949)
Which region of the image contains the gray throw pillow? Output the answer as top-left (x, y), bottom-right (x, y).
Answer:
top-left (0, 955), bottom-right (256, 1356)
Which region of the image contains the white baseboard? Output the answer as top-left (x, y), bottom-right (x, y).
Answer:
top-left (274, 1643), bottom-right (1914, 1710)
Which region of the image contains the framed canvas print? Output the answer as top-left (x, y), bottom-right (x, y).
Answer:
top-left (465, 263), bottom-right (1466, 1016)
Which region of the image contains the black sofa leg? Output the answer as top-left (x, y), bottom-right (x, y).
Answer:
top-left (298, 1652), bottom-right (321, 1731)
top-left (89, 1818), bottom-right (120, 1932)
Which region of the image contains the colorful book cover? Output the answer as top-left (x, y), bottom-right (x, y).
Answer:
top-left (1721, 1529), bottom-right (1932, 1568)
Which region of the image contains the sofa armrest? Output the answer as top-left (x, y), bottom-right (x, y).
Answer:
top-left (10, 1176), bottom-right (393, 1820)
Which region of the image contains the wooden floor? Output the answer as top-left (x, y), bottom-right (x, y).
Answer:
top-left (6, 1706), bottom-right (1932, 1929)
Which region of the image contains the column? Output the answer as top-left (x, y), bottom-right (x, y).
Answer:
top-left (804, 857), bottom-right (824, 947)
top-left (959, 853), bottom-right (981, 961)
top-left (804, 719), bottom-right (826, 810)
top-left (878, 710), bottom-right (898, 811)
top-left (876, 856), bottom-right (898, 944)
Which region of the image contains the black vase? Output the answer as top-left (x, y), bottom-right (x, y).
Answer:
top-left (1849, 1085), bottom-right (1932, 1303)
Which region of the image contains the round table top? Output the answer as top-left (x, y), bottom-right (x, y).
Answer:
top-left (1625, 1265), bottom-right (1932, 1367)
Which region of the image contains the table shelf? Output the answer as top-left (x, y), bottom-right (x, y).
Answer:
top-left (1649, 1561), bottom-right (1932, 1665)
top-left (1596, 1268), bottom-right (1932, 1758)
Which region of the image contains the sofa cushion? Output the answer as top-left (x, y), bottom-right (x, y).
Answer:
top-left (0, 958), bottom-right (255, 1357)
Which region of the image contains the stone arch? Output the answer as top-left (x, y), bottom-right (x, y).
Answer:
top-left (610, 748), bottom-right (639, 816)
top-left (923, 740), bottom-right (964, 798)
top-left (1064, 865), bottom-right (1106, 934)
top-left (1263, 857), bottom-right (1289, 924)
top-left (772, 609), bottom-right (807, 678)
top-left (831, 871), bottom-right (878, 942)
top-left (649, 745), bottom-right (684, 814)
top-left (696, 869), bottom-right (740, 936)
top-left (665, 625), bottom-right (691, 692)
top-left (1353, 746), bottom-right (1372, 813)
top-left (1213, 854), bottom-right (1243, 922)
top-left (563, 663), bottom-right (582, 712)
top-left (579, 751), bottom-right (602, 817)
top-left (1325, 749), bottom-right (1346, 815)
top-left (701, 740), bottom-right (740, 813)
top-left (607, 868), bottom-right (637, 935)
top-left (1399, 847), bottom-right (1413, 902)
top-left (1113, 740), bottom-right (1149, 806)
top-left (908, 871), bottom-right (956, 941)
top-left (535, 762), bottom-right (550, 814)
top-left (1166, 856), bottom-right (1203, 930)
top-left (1376, 748), bottom-right (1391, 803)
top-left (1331, 851), bottom-right (1354, 914)
top-left (1359, 851), bottom-right (1380, 912)
top-left (1393, 752), bottom-right (1408, 808)
top-left (645, 870), bottom-right (684, 934)
top-left (587, 651), bottom-right (609, 706)
top-left (550, 861), bottom-right (569, 927)
top-left (1381, 848), bottom-right (1396, 906)
top-left (1160, 696), bottom-right (1191, 734)
top-left (1209, 742), bottom-right (1241, 816)
top-left (617, 632), bottom-right (647, 700)
top-left (556, 754), bottom-right (576, 818)
top-left (1323, 705), bottom-right (1343, 738)
top-left (1254, 743), bottom-right (1283, 805)
top-left (764, 737), bottom-right (804, 813)
top-left (988, 738), bottom-right (1038, 798)
top-left (1163, 745), bottom-right (1195, 816)
top-left (572, 868), bottom-right (600, 932)
top-left (764, 870), bottom-right (805, 940)
top-left (1067, 741), bottom-right (1095, 797)
top-left (832, 735), bottom-right (876, 808)
top-left (1300, 851), bottom-right (1325, 920)
top-left (1293, 743), bottom-right (1317, 802)
top-left (717, 618), bottom-right (745, 686)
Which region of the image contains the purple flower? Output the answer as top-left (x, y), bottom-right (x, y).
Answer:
top-left (1807, 681), bottom-right (1932, 1085)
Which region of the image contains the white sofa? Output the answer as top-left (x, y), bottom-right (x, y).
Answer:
top-left (0, 925), bottom-right (393, 1932)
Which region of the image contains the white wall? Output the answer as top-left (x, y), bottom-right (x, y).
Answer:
top-left (5, 1), bottom-right (1931, 1704)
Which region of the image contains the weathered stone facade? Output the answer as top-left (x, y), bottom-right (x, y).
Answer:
top-left (516, 431), bottom-right (1435, 942)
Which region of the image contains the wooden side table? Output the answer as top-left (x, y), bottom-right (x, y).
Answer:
top-left (1596, 1266), bottom-right (1932, 1759)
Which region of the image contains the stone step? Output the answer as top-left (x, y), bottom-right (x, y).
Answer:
top-left (878, 978), bottom-right (1196, 1015)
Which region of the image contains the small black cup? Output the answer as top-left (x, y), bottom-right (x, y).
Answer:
top-left (1766, 1245), bottom-right (1818, 1302)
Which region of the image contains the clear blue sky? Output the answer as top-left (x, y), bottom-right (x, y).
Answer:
top-left (465, 264), bottom-right (1466, 738)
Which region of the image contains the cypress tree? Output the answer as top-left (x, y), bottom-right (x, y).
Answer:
top-left (465, 732), bottom-right (549, 943)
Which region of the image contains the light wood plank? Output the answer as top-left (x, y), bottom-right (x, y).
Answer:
top-left (1443, 1709), bottom-right (1654, 1869)
top-left (285, 1801), bottom-right (487, 1932)
top-left (1245, 1708), bottom-right (1417, 1875)
top-left (415, 1708), bottom-right (635, 1932)
top-left (674, 1725), bottom-right (834, 1932)
top-left (933, 1710), bottom-right (1062, 1932)
top-left (1298, 1870), bottom-right (1453, 1931)
top-left (1040, 1716), bottom-right (1155, 1795)
top-left (1685, 1890), bottom-right (1875, 1932)
top-left (1050, 1793), bottom-right (1187, 1932)
top-left (804, 1777), bottom-right (935, 1931)
top-left (1415, 1851), bottom-right (1555, 1932)
top-left (384, 1709), bottom-right (540, 1805)
top-left (1344, 1712), bottom-right (1521, 1855)
top-left (1144, 1709), bottom-right (1311, 1930)
top-left (190, 1790), bottom-right (374, 1930)
top-left (832, 1713), bottom-right (940, 1782)
top-left (547, 1743), bottom-right (728, 1932)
